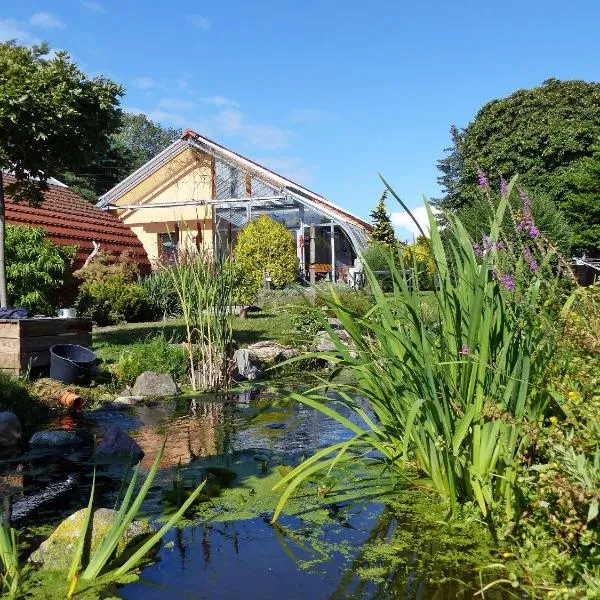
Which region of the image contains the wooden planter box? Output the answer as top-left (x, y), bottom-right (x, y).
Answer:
top-left (0, 318), bottom-right (93, 377)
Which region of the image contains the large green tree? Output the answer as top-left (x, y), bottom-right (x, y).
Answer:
top-left (0, 41), bottom-right (122, 306)
top-left (435, 79), bottom-right (600, 255)
top-left (116, 113), bottom-right (181, 169)
top-left (59, 113), bottom-right (180, 202)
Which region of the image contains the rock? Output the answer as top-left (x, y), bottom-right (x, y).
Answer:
top-left (0, 412), bottom-right (21, 447)
top-left (132, 371), bottom-right (179, 397)
top-left (247, 341), bottom-right (299, 363)
top-left (315, 329), bottom-right (354, 352)
top-left (96, 425), bottom-right (144, 462)
top-left (232, 349), bottom-right (262, 381)
top-left (113, 395), bottom-right (145, 405)
top-left (28, 507), bottom-right (152, 570)
top-left (29, 430), bottom-right (81, 447)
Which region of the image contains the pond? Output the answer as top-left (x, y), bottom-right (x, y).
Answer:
top-left (0, 388), bottom-right (512, 599)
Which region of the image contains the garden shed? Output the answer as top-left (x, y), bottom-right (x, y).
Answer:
top-left (97, 130), bottom-right (372, 283)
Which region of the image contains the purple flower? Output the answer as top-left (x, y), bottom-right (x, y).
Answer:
top-left (500, 274), bottom-right (515, 291)
top-left (460, 344), bottom-right (471, 355)
top-left (520, 190), bottom-right (531, 213)
top-left (529, 260), bottom-right (539, 272)
top-left (500, 176), bottom-right (508, 197)
top-left (529, 225), bottom-right (539, 239)
top-left (478, 170), bottom-right (489, 188)
top-left (472, 242), bottom-right (483, 258)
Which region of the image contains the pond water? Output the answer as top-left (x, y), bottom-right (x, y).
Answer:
top-left (0, 388), bottom-right (512, 599)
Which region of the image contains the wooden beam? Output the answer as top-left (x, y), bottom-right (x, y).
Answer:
top-left (245, 174), bottom-right (252, 197)
top-left (210, 156), bottom-right (216, 199)
top-left (309, 225), bottom-right (316, 286)
top-left (330, 224), bottom-right (335, 282)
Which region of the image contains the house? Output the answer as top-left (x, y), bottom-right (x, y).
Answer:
top-left (97, 130), bottom-right (371, 283)
top-left (3, 172), bottom-right (150, 275)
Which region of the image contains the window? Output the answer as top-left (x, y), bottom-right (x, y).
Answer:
top-left (158, 229), bottom-right (178, 262)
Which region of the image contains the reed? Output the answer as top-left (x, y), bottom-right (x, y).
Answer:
top-left (67, 442), bottom-right (205, 596)
top-left (163, 247), bottom-right (235, 391)
top-left (273, 178), bottom-right (565, 523)
top-left (0, 519), bottom-right (20, 599)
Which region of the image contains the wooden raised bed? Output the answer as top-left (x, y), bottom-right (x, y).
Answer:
top-left (0, 318), bottom-right (92, 377)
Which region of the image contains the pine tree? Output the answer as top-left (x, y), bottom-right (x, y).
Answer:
top-left (370, 190), bottom-right (396, 247)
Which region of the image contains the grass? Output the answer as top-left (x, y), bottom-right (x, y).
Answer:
top-left (93, 311), bottom-right (295, 366)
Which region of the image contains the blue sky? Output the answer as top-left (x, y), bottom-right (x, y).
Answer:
top-left (2, 1), bottom-right (599, 240)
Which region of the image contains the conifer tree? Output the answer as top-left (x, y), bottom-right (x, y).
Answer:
top-left (370, 190), bottom-right (396, 247)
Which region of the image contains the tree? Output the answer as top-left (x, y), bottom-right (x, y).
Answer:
top-left (58, 137), bottom-right (138, 202)
top-left (233, 215), bottom-right (297, 305)
top-left (115, 113), bottom-right (181, 169)
top-left (435, 124), bottom-right (466, 209)
top-left (434, 79), bottom-right (600, 255)
top-left (5, 225), bottom-right (76, 313)
top-left (59, 113), bottom-right (179, 202)
top-left (0, 41), bottom-right (122, 306)
top-left (563, 146), bottom-right (600, 256)
top-left (370, 190), bottom-right (396, 247)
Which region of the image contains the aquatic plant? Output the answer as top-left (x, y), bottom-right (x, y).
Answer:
top-left (273, 177), bottom-right (566, 523)
top-left (163, 247), bottom-right (235, 391)
top-left (0, 519), bottom-right (20, 599)
top-left (67, 442), bottom-right (206, 596)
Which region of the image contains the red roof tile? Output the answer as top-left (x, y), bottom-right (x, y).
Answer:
top-left (3, 174), bottom-right (150, 272)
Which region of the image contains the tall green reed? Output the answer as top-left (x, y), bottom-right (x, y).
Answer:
top-left (273, 177), bottom-right (566, 524)
top-left (67, 442), bottom-right (205, 597)
top-left (163, 246), bottom-right (235, 391)
top-left (0, 517), bottom-right (20, 599)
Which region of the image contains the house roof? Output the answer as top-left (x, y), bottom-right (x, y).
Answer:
top-left (3, 173), bottom-right (150, 271)
top-left (97, 129), bottom-right (373, 233)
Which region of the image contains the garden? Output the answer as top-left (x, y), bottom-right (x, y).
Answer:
top-left (0, 41), bottom-right (598, 600)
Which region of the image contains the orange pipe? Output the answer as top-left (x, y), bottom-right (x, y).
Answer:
top-left (59, 391), bottom-right (84, 411)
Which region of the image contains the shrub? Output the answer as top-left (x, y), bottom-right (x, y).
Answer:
top-left (113, 333), bottom-right (187, 386)
top-left (402, 235), bottom-right (435, 290)
top-left (361, 241), bottom-right (395, 292)
top-left (5, 224), bottom-right (76, 314)
top-left (233, 215), bottom-right (298, 305)
top-left (75, 251), bottom-right (149, 325)
top-left (139, 270), bottom-right (181, 320)
top-left (288, 304), bottom-right (324, 341)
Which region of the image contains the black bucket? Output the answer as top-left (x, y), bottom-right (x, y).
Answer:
top-left (50, 344), bottom-right (97, 385)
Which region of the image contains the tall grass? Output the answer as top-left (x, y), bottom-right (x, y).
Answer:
top-left (67, 442), bottom-right (206, 596)
top-left (0, 519), bottom-right (19, 599)
top-left (273, 178), bottom-right (566, 524)
top-left (163, 247), bottom-right (235, 391)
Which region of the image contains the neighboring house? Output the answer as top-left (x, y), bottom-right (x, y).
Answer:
top-left (3, 173), bottom-right (150, 274)
top-left (97, 130), bottom-right (372, 283)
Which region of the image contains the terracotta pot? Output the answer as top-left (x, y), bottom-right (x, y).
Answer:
top-left (59, 391), bottom-right (84, 411)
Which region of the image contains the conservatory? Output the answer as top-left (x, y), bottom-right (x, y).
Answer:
top-left (97, 129), bottom-right (371, 284)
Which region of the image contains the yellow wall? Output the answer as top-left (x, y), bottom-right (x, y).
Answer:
top-left (111, 148), bottom-right (215, 265)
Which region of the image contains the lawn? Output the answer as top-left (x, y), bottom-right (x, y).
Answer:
top-left (93, 310), bottom-right (295, 365)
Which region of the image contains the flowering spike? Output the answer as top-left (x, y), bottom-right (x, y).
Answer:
top-left (478, 170), bottom-right (488, 188)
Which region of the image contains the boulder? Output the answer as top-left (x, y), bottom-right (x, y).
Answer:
top-left (232, 349), bottom-right (262, 381)
top-left (112, 395), bottom-right (145, 406)
top-left (132, 371), bottom-right (179, 397)
top-left (29, 430), bottom-right (81, 447)
top-left (28, 507), bottom-right (152, 570)
top-left (315, 329), bottom-right (354, 352)
top-left (247, 341), bottom-right (299, 363)
top-left (0, 412), bottom-right (21, 447)
top-left (96, 425), bottom-right (144, 462)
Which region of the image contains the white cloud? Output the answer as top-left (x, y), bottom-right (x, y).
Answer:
top-left (29, 12), bottom-right (65, 30)
top-left (288, 109), bottom-right (327, 124)
top-left (132, 76), bottom-right (156, 90)
top-left (187, 15), bottom-right (211, 30)
top-left (202, 96), bottom-right (239, 108)
top-left (0, 18), bottom-right (39, 44)
top-left (81, 1), bottom-right (106, 14)
top-left (391, 206), bottom-right (431, 241)
top-left (158, 97), bottom-right (195, 111)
